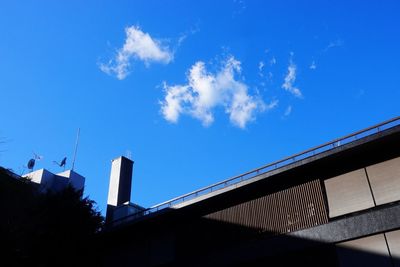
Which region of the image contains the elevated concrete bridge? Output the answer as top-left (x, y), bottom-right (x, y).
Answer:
top-left (101, 117), bottom-right (400, 267)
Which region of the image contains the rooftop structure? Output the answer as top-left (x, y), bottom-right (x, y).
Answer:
top-left (23, 168), bottom-right (85, 192)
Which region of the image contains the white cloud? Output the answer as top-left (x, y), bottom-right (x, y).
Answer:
top-left (270, 57), bottom-right (277, 66)
top-left (323, 39), bottom-right (344, 52)
top-left (160, 56), bottom-right (271, 128)
top-left (284, 105), bottom-right (292, 116)
top-left (233, 0), bottom-right (247, 16)
top-left (258, 61), bottom-right (265, 72)
top-left (100, 25), bottom-right (173, 80)
top-left (160, 84), bottom-right (192, 123)
top-left (266, 99), bottom-right (279, 110)
top-left (258, 61), bottom-right (265, 78)
top-left (177, 25), bottom-right (200, 47)
top-left (310, 61), bottom-right (317, 70)
top-left (282, 60), bottom-right (302, 98)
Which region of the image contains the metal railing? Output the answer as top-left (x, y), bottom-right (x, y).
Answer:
top-left (113, 116), bottom-right (400, 224)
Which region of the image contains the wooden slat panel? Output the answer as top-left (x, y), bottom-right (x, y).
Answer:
top-left (204, 179), bottom-right (328, 235)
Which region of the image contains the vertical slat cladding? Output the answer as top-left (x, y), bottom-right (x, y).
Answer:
top-left (310, 180), bottom-right (319, 225)
top-left (246, 200), bottom-right (251, 228)
top-left (282, 190), bottom-right (288, 233)
top-left (305, 181), bottom-right (313, 227)
top-left (293, 184), bottom-right (299, 231)
top-left (238, 202), bottom-right (245, 226)
top-left (202, 179), bottom-right (328, 236)
top-left (289, 187), bottom-right (294, 232)
top-left (273, 193), bottom-right (279, 233)
top-left (220, 207), bottom-right (226, 223)
top-left (242, 201), bottom-right (248, 227)
top-left (285, 188), bottom-right (289, 232)
top-left (249, 197), bottom-right (255, 228)
top-left (302, 181), bottom-right (310, 228)
top-left (284, 188), bottom-right (290, 232)
top-left (290, 186), bottom-right (296, 232)
top-left (263, 195), bottom-right (271, 232)
top-left (305, 182), bottom-right (311, 226)
top-left (299, 183), bottom-right (305, 230)
top-left (279, 190), bottom-right (285, 233)
top-left (248, 200), bottom-right (253, 228)
top-left (253, 197), bottom-right (260, 229)
top-left (257, 197), bottom-right (264, 231)
top-left (311, 180), bottom-right (319, 225)
top-left (299, 182), bottom-right (307, 230)
top-left (307, 181), bottom-right (315, 227)
top-left (268, 194), bottom-right (275, 233)
top-left (273, 192), bottom-right (280, 233)
top-left (266, 195), bottom-right (273, 232)
top-left (254, 198), bottom-right (260, 230)
top-left (241, 202), bottom-right (247, 226)
top-left (316, 180), bottom-right (329, 225)
top-left (250, 197), bottom-right (256, 229)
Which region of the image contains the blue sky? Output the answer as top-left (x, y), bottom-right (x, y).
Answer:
top-left (1, 0), bottom-right (399, 214)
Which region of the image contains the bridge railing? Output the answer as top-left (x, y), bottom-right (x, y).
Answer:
top-left (112, 116), bottom-right (400, 225)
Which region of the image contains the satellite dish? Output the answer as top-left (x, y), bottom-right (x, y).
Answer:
top-left (27, 158), bottom-right (35, 170)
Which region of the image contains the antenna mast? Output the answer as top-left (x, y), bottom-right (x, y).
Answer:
top-left (72, 128), bottom-right (80, 171)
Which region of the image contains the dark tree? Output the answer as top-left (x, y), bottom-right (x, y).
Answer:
top-left (0, 167), bottom-right (104, 267)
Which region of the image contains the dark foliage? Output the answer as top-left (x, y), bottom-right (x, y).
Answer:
top-left (0, 167), bottom-right (104, 267)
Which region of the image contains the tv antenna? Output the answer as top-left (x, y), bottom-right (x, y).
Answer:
top-left (71, 128), bottom-right (80, 171)
top-left (33, 151), bottom-right (43, 161)
top-left (125, 150), bottom-right (132, 160)
top-left (53, 157), bottom-right (67, 171)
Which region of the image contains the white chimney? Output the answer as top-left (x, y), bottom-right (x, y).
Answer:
top-left (106, 156), bottom-right (133, 222)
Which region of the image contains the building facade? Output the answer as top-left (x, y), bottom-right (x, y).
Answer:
top-left (102, 117), bottom-right (400, 267)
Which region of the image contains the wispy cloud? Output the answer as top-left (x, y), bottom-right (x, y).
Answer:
top-left (284, 105), bottom-right (292, 116)
top-left (258, 61), bottom-right (265, 72)
top-left (233, 0), bottom-right (246, 16)
top-left (100, 26), bottom-right (173, 80)
top-left (270, 57), bottom-right (277, 66)
top-left (177, 24), bottom-right (200, 47)
top-left (160, 56), bottom-right (272, 129)
top-left (323, 39), bottom-right (344, 52)
top-left (282, 59), bottom-right (302, 98)
top-left (355, 89), bottom-right (365, 99)
top-left (258, 61), bottom-right (265, 78)
top-left (266, 99), bottom-right (279, 110)
top-left (310, 61), bottom-right (317, 70)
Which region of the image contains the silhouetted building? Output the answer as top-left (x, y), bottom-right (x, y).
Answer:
top-left (103, 117), bottom-right (400, 267)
